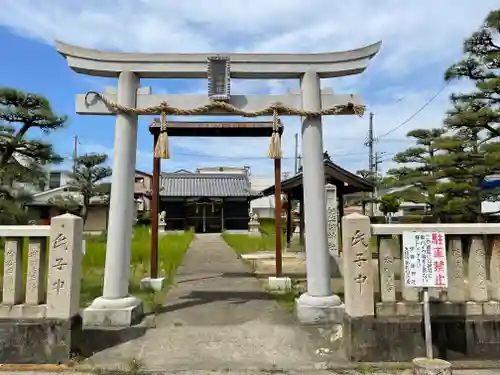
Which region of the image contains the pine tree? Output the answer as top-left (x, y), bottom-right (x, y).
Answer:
top-left (50, 153), bottom-right (112, 224)
top-left (434, 129), bottom-right (500, 222)
top-left (384, 128), bottom-right (447, 222)
top-left (445, 9), bottom-right (500, 137)
top-left (438, 9), bottom-right (500, 222)
top-left (0, 88), bottom-right (66, 224)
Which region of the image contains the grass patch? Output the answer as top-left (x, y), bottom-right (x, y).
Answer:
top-left (0, 226), bottom-right (193, 312)
top-left (81, 227), bottom-right (193, 311)
top-left (222, 219), bottom-right (301, 255)
top-left (222, 233), bottom-right (279, 254)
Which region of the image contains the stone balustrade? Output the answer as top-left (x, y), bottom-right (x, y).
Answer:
top-left (0, 214), bottom-right (83, 320)
top-left (374, 222), bottom-right (500, 317)
top-left (341, 213), bottom-right (500, 361)
top-left (342, 214), bottom-right (500, 317)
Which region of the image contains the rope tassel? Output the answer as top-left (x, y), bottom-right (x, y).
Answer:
top-left (267, 108), bottom-right (282, 159)
top-left (154, 109), bottom-right (170, 159)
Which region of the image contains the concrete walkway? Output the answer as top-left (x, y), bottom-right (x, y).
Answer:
top-left (83, 234), bottom-right (332, 371)
top-left (5, 370), bottom-right (500, 375)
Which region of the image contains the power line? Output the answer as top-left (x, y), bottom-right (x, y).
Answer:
top-left (377, 83), bottom-right (450, 139)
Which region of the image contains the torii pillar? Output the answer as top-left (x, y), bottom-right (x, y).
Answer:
top-left (55, 41), bottom-right (381, 326)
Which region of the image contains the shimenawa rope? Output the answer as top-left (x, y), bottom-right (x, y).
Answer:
top-left (85, 91), bottom-right (365, 160)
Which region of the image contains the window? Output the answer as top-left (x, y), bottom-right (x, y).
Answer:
top-left (49, 172), bottom-right (61, 189)
top-left (135, 177), bottom-right (144, 184)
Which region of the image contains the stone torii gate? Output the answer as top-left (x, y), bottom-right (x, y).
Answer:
top-left (55, 41), bottom-right (381, 326)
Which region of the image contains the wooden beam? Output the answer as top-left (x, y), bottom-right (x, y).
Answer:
top-left (76, 93), bottom-right (363, 116)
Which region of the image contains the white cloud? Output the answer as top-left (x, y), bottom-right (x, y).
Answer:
top-left (1, 0), bottom-right (496, 177)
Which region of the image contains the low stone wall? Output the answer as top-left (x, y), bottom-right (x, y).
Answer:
top-left (343, 314), bottom-right (500, 361)
top-left (340, 214), bottom-right (500, 362)
top-left (0, 317), bottom-right (78, 363)
top-left (0, 214), bottom-right (84, 364)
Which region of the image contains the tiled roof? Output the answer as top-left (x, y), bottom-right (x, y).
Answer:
top-left (160, 173), bottom-right (256, 197)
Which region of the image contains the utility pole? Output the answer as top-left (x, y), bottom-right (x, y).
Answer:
top-left (73, 136), bottom-right (79, 174)
top-left (373, 152), bottom-right (384, 215)
top-left (294, 133), bottom-right (299, 175)
top-left (365, 112), bottom-right (375, 216)
top-left (374, 152), bottom-right (384, 176)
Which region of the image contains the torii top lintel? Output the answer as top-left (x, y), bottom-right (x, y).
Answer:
top-left (54, 41), bottom-right (382, 79)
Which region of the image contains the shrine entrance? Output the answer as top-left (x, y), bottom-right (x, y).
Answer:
top-left (55, 40), bottom-right (381, 327)
top-left (184, 199), bottom-right (222, 233)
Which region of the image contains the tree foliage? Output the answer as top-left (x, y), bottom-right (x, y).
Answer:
top-left (436, 9), bottom-right (500, 222)
top-left (445, 10), bottom-right (500, 137)
top-left (0, 87), bottom-right (66, 224)
top-left (50, 153), bottom-right (112, 224)
top-left (378, 195), bottom-right (401, 216)
top-left (384, 128), bottom-right (447, 222)
top-left (433, 128), bottom-right (500, 222)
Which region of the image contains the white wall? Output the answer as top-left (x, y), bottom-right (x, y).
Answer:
top-left (250, 176), bottom-right (275, 219)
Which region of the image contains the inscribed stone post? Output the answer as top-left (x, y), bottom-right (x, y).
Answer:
top-left (26, 237), bottom-right (47, 305)
top-left (342, 213), bottom-right (374, 317)
top-left (468, 236), bottom-right (488, 303)
top-left (47, 214), bottom-right (83, 319)
top-left (446, 236), bottom-right (465, 302)
top-left (2, 238), bottom-right (23, 305)
top-left (490, 236), bottom-right (500, 301)
top-left (378, 236), bottom-right (396, 303)
top-left (325, 184), bottom-right (339, 256)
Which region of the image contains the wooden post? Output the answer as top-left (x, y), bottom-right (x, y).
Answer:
top-left (150, 132), bottom-right (160, 279)
top-left (286, 193), bottom-right (292, 249)
top-left (221, 199), bottom-right (225, 231)
top-left (274, 158), bottom-right (283, 277)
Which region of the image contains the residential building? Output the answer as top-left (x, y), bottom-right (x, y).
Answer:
top-left (134, 170), bottom-right (153, 213)
top-left (23, 170), bottom-right (148, 232)
top-left (25, 185), bottom-right (111, 232)
top-left (249, 175), bottom-right (276, 218)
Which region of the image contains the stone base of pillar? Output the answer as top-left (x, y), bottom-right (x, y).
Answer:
top-left (412, 358), bottom-right (452, 375)
top-left (268, 276), bottom-right (292, 291)
top-left (82, 295), bottom-right (143, 327)
top-left (295, 292), bottom-right (344, 324)
top-left (296, 251), bottom-right (306, 260)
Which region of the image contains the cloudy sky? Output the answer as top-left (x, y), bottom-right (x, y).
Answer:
top-left (0, 0), bottom-right (496, 179)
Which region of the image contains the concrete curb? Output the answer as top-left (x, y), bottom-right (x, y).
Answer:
top-left (1, 360), bottom-right (500, 373)
top-left (4, 360), bottom-right (489, 374)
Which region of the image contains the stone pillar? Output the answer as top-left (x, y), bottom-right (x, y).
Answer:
top-left (342, 213), bottom-right (374, 317)
top-left (326, 184), bottom-right (342, 278)
top-left (3, 238), bottom-right (23, 305)
top-left (295, 69), bottom-right (343, 324)
top-left (325, 184), bottom-right (339, 256)
top-left (47, 214), bottom-right (83, 319)
top-left (26, 237), bottom-right (47, 305)
top-left (83, 71), bottom-right (143, 326)
top-left (467, 236), bottom-right (488, 315)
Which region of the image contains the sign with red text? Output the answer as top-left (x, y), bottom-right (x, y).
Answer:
top-left (402, 231), bottom-right (448, 288)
